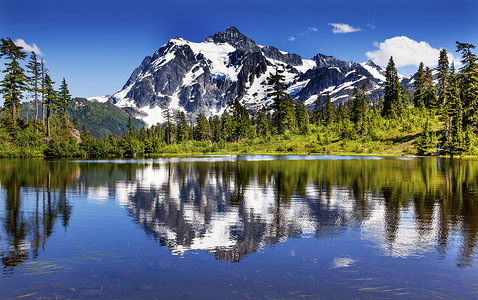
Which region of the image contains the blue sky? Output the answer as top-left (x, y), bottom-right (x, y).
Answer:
top-left (1, 0), bottom-right (477, 98)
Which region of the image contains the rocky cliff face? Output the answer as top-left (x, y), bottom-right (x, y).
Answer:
top-left (110, 26), bottom-right (387, 126)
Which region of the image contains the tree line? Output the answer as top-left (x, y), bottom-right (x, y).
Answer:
top-left (0, 37), bottom-right (76, 157)
top-left (1, 36), bottom-right (477, 157)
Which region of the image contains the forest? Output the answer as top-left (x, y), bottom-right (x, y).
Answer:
top-left (1, 36), bottom-right (477, 158)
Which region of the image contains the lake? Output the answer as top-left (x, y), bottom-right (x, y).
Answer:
top-left (1, 156), bottom-right (478, 299)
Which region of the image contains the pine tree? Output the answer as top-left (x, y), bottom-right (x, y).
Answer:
top-left (281, 94), bottom-right (296, 132)
top-left (229, 98), bottom-right (251, 141)
top-left (413, 62), bottom-right (425, 109)
top-left (0, 37), bottom-right (27, 131)
top-left (447, 65), bottom-right (465, 155)
top-left (417, 117), bottom-right (435, 155)
top-left (436, 49), bottom-right (449, 106)
top-left (175, 111), bottom-right (189, 142)
top-left (351, 82), bottom-right (370, 136)
top-left (57, 78), bottom-right (72, 126)
top-left (382, 57), bottom-right (403, 118)
top-left (127, 117), bottom-right (134, 136)
top-left (210, 115), bottom-right (222, 143)
top-left (162, 108), bottom-right (174, 144)
top-left (255, 105), bottom-right (269, 137)
top-left (40, 59), bottom-right (48, 125)
top-left (194, 113), bottom-right (210, 141)
top-left (456, 42), bottom-right (478, 128)
top-left (26, 52), bottom-right (41, 123)
top-left (423, 67), bottom-right (437, 108)
top-left (265, 66), bottom-right (290, 133)
top-left (312, 92), bottom-right (323, 125)
top-left (43, 74), bottom-right (57, 139)
top-left (295, 98), bottom-right (309, 134)
top-left (221, 110), bottom-right (233, 142)
top-left (323, 93), bottom-right (335, 126)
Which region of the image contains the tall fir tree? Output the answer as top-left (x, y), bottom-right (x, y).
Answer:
top-left (57, 78), bottom-right (72, 126)
top-left (312, 92), bottom-right (323, 125)
top-left (382, 57), bottom-right (403, 118)
top-left (162, 108), bottom-right (174, 144)
top-left (295, 98), bottom-right (309, 135)
top-left (436, 49), bottom-right (449, 106)
top-left (351, 82), bottom-right (370, 136)
top-left (40, 59), bottom-right (48, 125)
top-left (43, 74), bottom-right (56, 139)
top-left (209, 115), bottom-right (222, 143)
top-left (221, 110), bottom-right (233, 142)
top-left (26, 52), bottom-right (41, 123)
top-left (423, 67), bottom-right (437, 108)
top-left (416, 117), bottom-right (435, 155)
top-left (456, 42), bottom-right (478, 128)
top-left (413, 62), bottom-right (425, 109)
top-left (265, 66), bottom-right (290, 133)
top-left (0, 37), bottom-right (27, 131)
top-left (229, 98), bottom-right (251, 141)
top-left (323, 93), bottom-right (335, 126)
top-left (447, 66), bottom-right (465, 155)
top-left (175, 111), bottom-right (189, 142)
top-left (281, 94), bottom-right (296, 132)
top-left (194, 113), bottom-right (210, 141)
top-left (255, 105), bottom-right (270, 137)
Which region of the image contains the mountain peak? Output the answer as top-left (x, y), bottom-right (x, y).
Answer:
top-left (205, 26), bottom-right (260, 52)
top-left (363, 60), bottom-right (381, 69)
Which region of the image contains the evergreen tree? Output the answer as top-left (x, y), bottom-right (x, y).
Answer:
top-left (423, 67), bottom-right (437, 108)
top-left (175, 111), bottom-right (189, 142)
top-left (57, 78), bottom-right (72, 126)
top-left (255, 105), bottom-right (269, 137)
top-left (221, 110), bottom-right (233, 142)
top-left (295, 98), bottom-right (309, 135)
top-left (194, 113), bottom-right (210, 141)
top-left (311, 92), bottom-right (323, 125)
top-left (436, 49), bottom-right (449, 106)
top-left (416, 117), bottom-right (435, 155)
top-left (0, 37), bottom-right (27, 130)
top-left (229, 99), bottom-right (251, 141)
top-left (265, 66), bottom-right (290, 133)
top-left (162, 108), bottom-right (174, 144)
top-left (127, 117), bottom-right (134, 136)
top-left (323, 93), bottom-right (335, 126)
top-left (43, 74), bottom-right (57, 138)
top-left (456, 42), bottom-right (478, 128)
top-left (283, 94), bottom-right (296, 132)
top-left (26, 52), bottom-right (41, 123)
top-left (447, 65), bottom-right (465, 155)
top-left (351, 82), bottom-right (370, 136)
top-left (413, 62), bottom-right (425, 109)
top-left (210, 115), bottom-right (222, 143)
top-left (40, 59), bottom-right (48, 125)
top-left (382, 57), bottom-right (403, 118)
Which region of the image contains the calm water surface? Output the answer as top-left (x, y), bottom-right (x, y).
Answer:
top-left (1, 156), bottom-right (478, 299)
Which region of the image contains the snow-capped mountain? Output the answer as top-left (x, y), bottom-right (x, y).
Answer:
top-left (109, 26), bottom-right (386, 126)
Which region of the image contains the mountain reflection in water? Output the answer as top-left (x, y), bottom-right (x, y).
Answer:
top-left (1, 157), bottom-right (478, 272)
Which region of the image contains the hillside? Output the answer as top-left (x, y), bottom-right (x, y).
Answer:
top-left (21, 98), bottom-right (146, 138)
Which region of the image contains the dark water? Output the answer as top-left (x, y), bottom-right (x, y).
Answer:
top-left (1, 156), bottom-right (478, 299)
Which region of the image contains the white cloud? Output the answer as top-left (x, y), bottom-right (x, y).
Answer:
top-left (365, 36), bottom-right (459, 68)
top-left (288, 36), bottom-right (296, 42)
top-left (309, 27), bottom-right (318, 32)
top-left (367, 23), bottom-right (376, 30)
top-left (14, 39), bottom-right (43, 56)
top-left (329, 23), bottom-right (361, 34)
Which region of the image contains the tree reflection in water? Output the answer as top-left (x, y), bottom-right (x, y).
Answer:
top-left (102, 157), bottom-right (478, 265)
top-left (0, 157), bottom-right (478, 271)
top-left (0, 160), bottom-right (77, 274)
